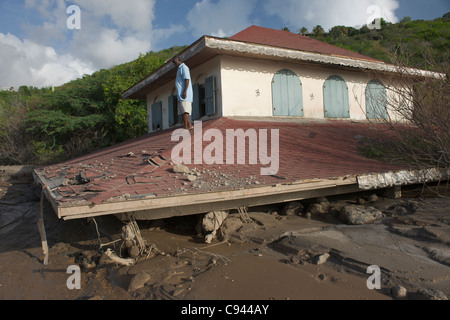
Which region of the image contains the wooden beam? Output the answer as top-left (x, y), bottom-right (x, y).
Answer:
top-left (57, 177), bottom-right (357, 219)
top-left (64, 182), bottom-right (362, 221)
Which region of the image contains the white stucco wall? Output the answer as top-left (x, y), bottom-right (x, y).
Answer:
top-left (145, 54), bottom-right (409, 132)
top-left (146, 56), bottom-right (222, 132)
top-left (219, 55), bottom-right (405, 121)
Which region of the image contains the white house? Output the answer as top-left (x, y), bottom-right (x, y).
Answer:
top-left (122, 25), bottom-right (440, 133)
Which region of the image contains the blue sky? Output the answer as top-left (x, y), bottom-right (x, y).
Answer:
top-left (0, 0), bottom-right (448, 89)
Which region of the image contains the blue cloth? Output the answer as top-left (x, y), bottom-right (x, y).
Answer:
top-left (175, 63), bottom-right (193, 102)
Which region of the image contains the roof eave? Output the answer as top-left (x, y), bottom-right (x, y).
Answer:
top-left (123, 37), bottom-right (445, 99)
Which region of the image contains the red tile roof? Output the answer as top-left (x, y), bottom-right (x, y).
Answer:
top-left (36, 118), bottom-right (403, 209)
top-left (230, 25), bottom-right (383, 63)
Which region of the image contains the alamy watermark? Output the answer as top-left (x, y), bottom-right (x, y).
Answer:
top-left (67, 5), bottom-right (81, 30)
top-left (171, 121), bottom-right (280, 176)
top-left (366, 265), bottom-right (381, 290)
top-left (367, 5), bottom-right (382, 30)
top-left (66, 265), bottom-right (81, 290)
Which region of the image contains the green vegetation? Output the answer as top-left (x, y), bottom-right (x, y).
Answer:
top-left (1, 13), bottom-right (448, 166)
top-left (0, 46), bottom-right (186, 165)
top-left (306, 14), bottom-right (449, 70)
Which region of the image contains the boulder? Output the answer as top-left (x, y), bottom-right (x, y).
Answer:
top-left (415, 288), bottom-right (448, 300)
top-left (391, 285), bottom-right (408, 299)
top-left (128, 246), bottom-right (140, 259)
top-left (173, 164), bottom-right (190, 174)
top-left (316, 197), bottom-right (329, 210)
top-left (128, 271), bottom-right (151, 292)
top-left (314, 253), bottom-right (330, 265)
top-left (280, 201), bottom-right (304, 216)
top-left (307, 203), bottom-right (326, 216)
top-left (340, 205), bottom-right (383, 225)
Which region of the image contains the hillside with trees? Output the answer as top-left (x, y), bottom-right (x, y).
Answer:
top-left (0, 14), bottom-right (448, 166)
top-left (303, 14), bottom-right (449, 70)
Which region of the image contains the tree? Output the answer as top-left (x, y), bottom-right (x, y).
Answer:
top-left (329, 26), bottom-right (348, 39)
top-left (312, 25), bottom-right (325, 37)
top-left (298, 27), bottom-right (308, 35)
top-left (281, 27), bottom-right (290, 32)
top-left (361, 41), bottom-right (449, 170)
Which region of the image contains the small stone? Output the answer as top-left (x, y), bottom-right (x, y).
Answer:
top-left (357, 197), bottom-right (366, 205)
top-left (124, 240), bottom-right (134, 249)
top-left (128, 246), bottom-right (140, 258)
top-left (368, 194), bottom-right (379, 203)
top-left (173, 164), bottom-right (190, 174)
top-left (187, 174), bottom-right (197, 182)
top-left (391, 285), bottom-right (407, 299)
top-left (314, 253), bottom-right (330, 265)
top-left (128, 271), bottom-right (151, 292)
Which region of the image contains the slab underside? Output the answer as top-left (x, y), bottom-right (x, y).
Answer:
top-left (34, 167), bottom-right (448, 221)
top-left (35, 171), bottom-right (364, 221)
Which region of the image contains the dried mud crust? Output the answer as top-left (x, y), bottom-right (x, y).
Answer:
top-left (0, 168), bottom-right (449, 300)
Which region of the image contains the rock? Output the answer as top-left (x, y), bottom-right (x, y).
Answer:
top-left (307, 203), bottom-right (326, 216)
top-left (128, 271), bottom-right (151, 292)
top-left (327, 206), bottom-right (340, 217)
top-left (201, 211), bottom-right (229, 233)
top-left (340, 205), bottom-right (383, 225)
top-left (187, 174), bottom-right (197, 182)
top-left (281, 201), bottom-right (304, 216)
top-left (124, 239), bottom-right (135, 249)
top-left (391, 285), bottom-right (408, 299)
top-left (314, 253), bottom-right (330, 265)
top-left (198, 211), bottom-right (229, 243)
top-left (173, 164), bottom-right (190, 174)
top-left (217, 216), bottom-right (244, 241)
top-left (121, 224), bottom-right (136, 241)
top-left (368, 194), bottom-right (379, 203)
top-left (316, 197), bottom-right (329, 210)
top-left (357, 197), bottom-right (366, 205)
top-left (415, 288), bottom-right (448, 300)
top-left (128, 246), bottom-right (140, 258)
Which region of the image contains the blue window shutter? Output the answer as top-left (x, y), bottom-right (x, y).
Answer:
top-left (192, 83), bottom-right (200, 120)
top-left (151, 101), bottom-right (162, 131)
top-left (168, 95), bottom-right (177, 126)
top-left (323, 75), bottom-right (349, 118)
top-left (205, 76), bottom-right (216, 116)
top-left (272, 69), bottom-right (303, 117)
top-left (366, 80), bottom-right (387, 119)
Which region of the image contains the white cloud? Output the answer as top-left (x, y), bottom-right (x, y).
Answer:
top-left (0, 33), bottom-right (95, 88)
top-left (264, 0), bottom-right (400, 31)
top-left (187, 0), bottom-right (258, 38)
top-left (3, 0), bottom-right (161, 88)
top-left (72, 0), bottom-right (155, 34)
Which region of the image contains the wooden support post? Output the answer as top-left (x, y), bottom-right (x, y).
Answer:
top-left (38, 187), bottom-right (49, 265)
top-left (386, 185), bottom-right (402, 199)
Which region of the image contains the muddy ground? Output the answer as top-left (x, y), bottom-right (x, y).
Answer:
top-left (0, 167), bottom-right (449, 301)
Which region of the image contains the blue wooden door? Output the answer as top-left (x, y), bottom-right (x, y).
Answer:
top-left (192, 83), bottom-right (200, 120)
top-left (366, 80), bottom-right (387, 119)
top-left (272, 69), bottom-right (303, 117)
top-left (151, 101), bottom-right (162, 131)
top-left (205, 76), bottom-right (216, 116)
top-left (168, 95), bottom-right (178, 127)
top-left (323, 75), bottom-right (349, 118)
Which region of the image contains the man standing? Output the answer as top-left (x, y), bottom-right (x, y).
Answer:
top-left (173, 57), bottom-right (194, 130)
